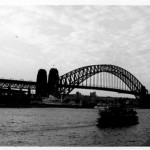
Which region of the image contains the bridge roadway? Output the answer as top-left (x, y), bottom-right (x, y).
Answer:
top-left (0, 78), bottom-right (36, 90)
top-left (0, 78), bottom-right (140, 95)
top-left (58, 84), bottom-right (140, 95)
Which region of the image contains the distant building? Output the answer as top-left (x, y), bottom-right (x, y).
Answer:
top-left (90, 92), bottom-right (97, 98)
top-left (63, 91), bottom-right (136, 108)
top-left (64, 91), bottom-right (82, 103)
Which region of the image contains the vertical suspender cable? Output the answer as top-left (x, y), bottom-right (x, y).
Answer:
top-left (97, 73), bottom-right (99, 87)
top-left (94, 72), bottom-right (95, 87)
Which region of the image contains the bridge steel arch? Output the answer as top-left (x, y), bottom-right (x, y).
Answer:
top-left (59, 64), bottom-right (146, 99)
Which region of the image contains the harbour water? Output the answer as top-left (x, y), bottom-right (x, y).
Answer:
top-left (0, 107), bottom-right (149, 146)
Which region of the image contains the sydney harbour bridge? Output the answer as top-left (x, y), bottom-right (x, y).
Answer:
top-left (0, 64), bottom-right (149, 106)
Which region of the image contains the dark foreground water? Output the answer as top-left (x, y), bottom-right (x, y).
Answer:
top-left (0, 107), bottom-right (149, 146)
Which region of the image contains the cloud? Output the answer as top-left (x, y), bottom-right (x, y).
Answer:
top-left (0, 5), bottom-right (150, 92)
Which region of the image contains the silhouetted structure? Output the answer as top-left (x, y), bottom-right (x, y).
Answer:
top-left (75, 91), bottom-right (81, 103)
top-left (36, 69), bottom-right (47, 97)
top-left (0, 88), bottom-right (31, 107)
top-left (48, 68), bottom-right (59, 98)
top-left (59, 64), bottom-right (147, 102)
top-left (0, 64), bottom-right (149, 107)
top-left (139, 86), bottom-right (149, 107)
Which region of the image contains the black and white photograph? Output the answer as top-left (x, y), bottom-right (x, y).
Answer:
top-left (0, 0), bottom-right (150, 147)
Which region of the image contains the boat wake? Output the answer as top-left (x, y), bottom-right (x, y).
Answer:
top-left (5, 122), bottom-right (97, 134)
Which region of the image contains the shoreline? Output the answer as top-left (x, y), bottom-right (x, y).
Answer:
top-left (0, 104), bottom-right (94, 109)
top-left (0, 103), bottom-right (150, 109)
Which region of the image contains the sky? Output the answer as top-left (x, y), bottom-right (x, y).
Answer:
top-left (0, 5), bottom-right (150, 96)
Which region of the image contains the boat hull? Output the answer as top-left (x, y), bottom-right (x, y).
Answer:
top-left (97, 106), bottom-right (139, 128)
top-left (97, 114), bottom-right (139, 128)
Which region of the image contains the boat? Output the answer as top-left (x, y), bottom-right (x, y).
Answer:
top-left (41, 95), bottom-right (63, 106)
top-left (40, 95), bottom-right (82, 108)
top-left (97, 103), bottom-right (139, 128)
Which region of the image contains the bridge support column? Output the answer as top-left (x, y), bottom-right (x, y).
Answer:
top-left (28, 88), bottom-right (31, 96)
top-left (8, 86), bottom-right (11, 97)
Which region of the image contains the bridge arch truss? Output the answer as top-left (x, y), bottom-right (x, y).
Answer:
top-left (59, 64), bottom-right (145, 99)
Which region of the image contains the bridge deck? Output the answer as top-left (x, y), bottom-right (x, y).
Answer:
top-left (0, 78), bottom-right (140, 95)
top-left (59, 84), bottom-right (140, 95)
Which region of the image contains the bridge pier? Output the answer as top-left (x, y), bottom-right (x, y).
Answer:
top-left (48, 68), bottom-right (59, 98)
top-left (36, 69), bottom-right (47, 98)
